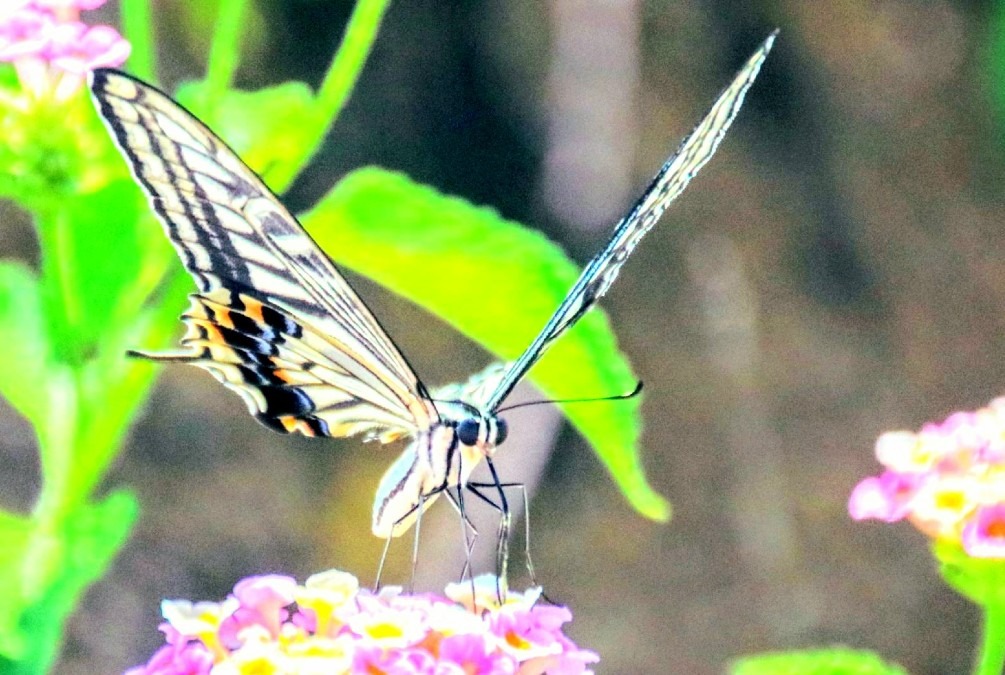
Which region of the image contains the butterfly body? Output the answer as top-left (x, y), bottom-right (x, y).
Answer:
top-left (373, 408), bottom-right (506, 538)
top-left (89, 31), bottom-right (775, 544)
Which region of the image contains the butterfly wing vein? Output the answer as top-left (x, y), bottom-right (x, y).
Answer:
top-left (90, 69), bottom-right (436, 441)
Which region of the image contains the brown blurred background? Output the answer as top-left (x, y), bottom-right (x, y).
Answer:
top-left (4, 0), bottom-right (1005, 672)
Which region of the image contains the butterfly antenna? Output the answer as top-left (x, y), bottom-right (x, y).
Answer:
top-left (495, 380), bottom-right (643, 414)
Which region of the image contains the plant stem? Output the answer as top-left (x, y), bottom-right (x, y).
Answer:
top-left (203, 0), bottom-right (249, 111)
top-left (268, 0), bottom-right (393, 193)
top-left (120, 0), bottom-right (155, 82)
top-left (976, 599), bottom-right (1005, 675)
top-left (67, 269), bottom-right (190, 504)
top-left (31, 368), bottom-right (78, 527)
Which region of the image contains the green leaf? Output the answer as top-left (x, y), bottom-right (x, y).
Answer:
top-left (301, 167), bottom-right (669, 522)
top-left (731, 647), bottom-right (909, 675)
top-left (934, 540), bottom-right (1005, 607)
top-left (174, 80), bottom-right (320, 187)
top-left (0, 263), bottom-right (49, 426)
top-left (4, 492), bottom-right (138, 675)
top-left (34, 179), bottom-right (170, 364)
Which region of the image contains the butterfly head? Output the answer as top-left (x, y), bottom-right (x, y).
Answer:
top-left (456, 414), bottom-right (508, 448)
top-left (441, 400), bottom-right (508, 452)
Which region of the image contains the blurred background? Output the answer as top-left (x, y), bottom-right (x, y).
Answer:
top-left (4, 0), bottom-right (1005, 672)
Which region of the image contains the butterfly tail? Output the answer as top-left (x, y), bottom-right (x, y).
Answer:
top-left (126, 348), bottom-right (200, 362)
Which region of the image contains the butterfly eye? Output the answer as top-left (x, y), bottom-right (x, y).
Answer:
top-left (456, 418), bottom-right (481, 446)
top-left (495, 418), bottom-right (508, 445)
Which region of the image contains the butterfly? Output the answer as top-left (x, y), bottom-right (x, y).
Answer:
top-left (88, 31), bottom-right (775, 551)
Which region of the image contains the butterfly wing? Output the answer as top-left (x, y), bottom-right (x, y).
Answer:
top-left (482, 32), bottom-right (776, 411)
top-left (90, 69), bottom-right (437, 440)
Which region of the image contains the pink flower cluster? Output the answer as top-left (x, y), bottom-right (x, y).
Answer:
top-left (0, 0), bottom-right (129, 104)
top-left (849, 396), bottom-right (1005, 558)
top-left (126, 570), bottom-right (599, 674)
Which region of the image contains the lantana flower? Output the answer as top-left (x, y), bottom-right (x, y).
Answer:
top-left (0, 0), bottom-right (128, 106)
top-left (126, 570), bottom-right (599, 674)
top-left (849, 396), bottom-right (1005, 558)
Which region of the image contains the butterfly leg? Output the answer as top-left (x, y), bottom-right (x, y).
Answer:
top-left (464, 457), bottom-right (510, 600)
top-left (467, 478), bottom-right (538, 588)
top-left (375, 535), bottom-right (393, 591)
top-left (408, 492), bottom-right (426, 593)
top-left (443, 486), bottom-right (480, 583)
top-left (374, 484), bottom-right (449, 591)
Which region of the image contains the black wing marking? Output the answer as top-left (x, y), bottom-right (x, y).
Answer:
top-left (90, 69), bottom-right (438, 438)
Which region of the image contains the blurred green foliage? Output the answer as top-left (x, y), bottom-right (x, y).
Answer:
top-left (731, 647), bottom-right (909, 675)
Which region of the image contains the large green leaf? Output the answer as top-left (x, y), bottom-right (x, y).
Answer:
top-left (174, 79), bottom-right (320, 188)
top-left (731, 648), bottom-right (909, 675)
top-left (34, 179), bottom-right (169, 364)
top-left (301, 167), bottom-right (669, 522)
top-left (0, 263), bottom-right (49, 427)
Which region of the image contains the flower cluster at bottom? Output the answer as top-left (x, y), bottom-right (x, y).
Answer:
top-left (848, 395), bottom-right (1005, 558)
top-left (126, 570), bottom-right (598, 674)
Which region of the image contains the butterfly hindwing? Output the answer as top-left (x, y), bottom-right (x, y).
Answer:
top-left (90, 69), bottom-right (437, 439)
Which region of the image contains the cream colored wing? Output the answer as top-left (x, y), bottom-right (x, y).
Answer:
top-left (90, 69), bottom-right (437, 440)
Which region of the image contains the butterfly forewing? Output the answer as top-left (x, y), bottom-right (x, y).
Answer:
top-left (482, 32), bottom-right (776, 411)
top-left (90, 69), bottom-right (437, 439)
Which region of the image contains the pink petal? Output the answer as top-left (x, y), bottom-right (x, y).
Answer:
top-left (848, 472), bottom-right (919, 522)
top-left (0, 7), bottom-right (53, 61)
top-left (218, 574), bottom-right (297, 642)
top-left (48, 22), bottom-right (130, 73)
top-left (962, 503), bottom-right (1005, 558)
top-left (31, 0), bottom-right (107, 11)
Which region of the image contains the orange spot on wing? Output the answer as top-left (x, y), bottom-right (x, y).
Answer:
top-left (242, 296), bottom-right (266, 323)
top-left (214, 307), bottom-right (234, 330)
top-left (203, 323), bottom-right (225, 344)
top-left (294, 419), bottom-right (316, 437)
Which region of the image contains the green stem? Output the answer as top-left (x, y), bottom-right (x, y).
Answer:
top-left (976, 600), bottom-right (1005, 675)
top-left (120, 0), bottom-right (155, 82)
top-left (268, 0), bottom-right (392, 193)
top-left (38, 206), bottom-right (82, 364)
top-left (203, 0), bottom-right (249, 111)
top-left (66, 268), bottom-right (191, 504)
top-left (32, 368), bottom-right (78, 524)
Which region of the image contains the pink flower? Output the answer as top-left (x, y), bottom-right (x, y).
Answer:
top-left (33, 0), bottom-right (107, 10)
top-left (351, 644), bottom-right (436, 674)
top-left (438, 633), bottom-right (517, 674)
top-left (0, 7), bottom-right (51, 60)
top-left (218, 574), bottom-right (297, 647)
top-left (962, 503), bottom-right (1005, 558)
top-left (519, 635), bottom-right (600, 675)
top-left (851, 396), bottom-right (1005, 558)
top-left (0, 1), bottom-right (128, 103)
top-left (848, 471), bottom-right (921, 522)
top-left (124, 625), bottom-right (214, 675)
top-left (127, 569), bottom-right (597, 674)
top-left (490, 605), bottom-right (571, 662)
top-left (47, 22), bottom-right (130, 73)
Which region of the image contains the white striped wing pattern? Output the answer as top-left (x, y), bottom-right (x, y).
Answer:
top-left (90, 69), bottom-right (437, 442)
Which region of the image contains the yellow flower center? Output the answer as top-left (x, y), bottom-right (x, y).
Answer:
top-left (368, 622), bottom-right (404, 640)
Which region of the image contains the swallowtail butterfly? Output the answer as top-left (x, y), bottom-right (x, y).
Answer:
top-left (89, 32), bottom-right (775, 543)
